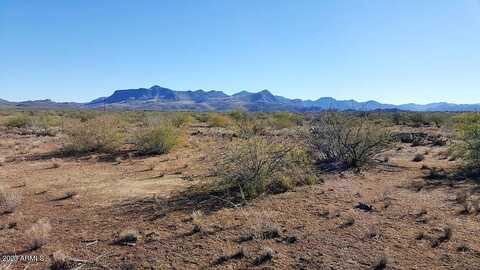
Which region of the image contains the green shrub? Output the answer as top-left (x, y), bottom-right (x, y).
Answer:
top-left (452, 113), bottom-right (480, 172)
top-left (167, 112), bottom-right (194, 128)
top-left (408, 113), bottom-right (427, 127)
top-left (192, 113), bottom-right (210, 123)
top-left (207, 113), bottom-right (232, 127)
top-left (134, 125), bottom-right (184, 155)
top-left (233, 117), bottom-right (267, 139)
top-left (268, 112), bottom-right (303, 129)
top-left (308, 113), bottom-right (391, 169)
top-left (228, 109), bottom-right (248, 122)
top-left (62, 115), bottom-right (124, 154)
top-left (4, 113), bottom-right (30, 128)
top-left (215, 137), bottom-right (317, 200)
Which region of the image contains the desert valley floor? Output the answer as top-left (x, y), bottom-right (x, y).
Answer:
top-left (1, 124), bottom-right (480, 270)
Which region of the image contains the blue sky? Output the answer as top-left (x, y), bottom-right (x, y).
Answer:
top-left (1, 0), bottom-right (480, 104)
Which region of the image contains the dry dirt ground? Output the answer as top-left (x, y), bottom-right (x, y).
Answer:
top-left (1, 125), bottom-right (480, 270)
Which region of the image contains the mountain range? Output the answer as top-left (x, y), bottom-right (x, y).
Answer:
top-left (1, 85), bottom-right (479, 112)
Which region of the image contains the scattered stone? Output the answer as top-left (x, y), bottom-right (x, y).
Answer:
top-left (354, 202), bottom-right (374, 212)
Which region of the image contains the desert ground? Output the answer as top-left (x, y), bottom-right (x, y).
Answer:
top-left (1, 111), bottom-right (480, 270)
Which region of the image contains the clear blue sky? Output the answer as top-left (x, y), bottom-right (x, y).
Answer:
top-left (1, 0), bottom-right (480, 104)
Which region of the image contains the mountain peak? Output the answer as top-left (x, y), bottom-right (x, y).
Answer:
top-left (6, 85), bottom-right (480, 112)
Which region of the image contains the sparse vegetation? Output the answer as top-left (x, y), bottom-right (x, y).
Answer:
top-left (1, 109), bottom-right (479, 269)
top-left (215, 136), bottom-right (316, 200)
top-left (412, 153), bottom-right (425, 162)
top-left (452, 113), bottom-right (480, 176)
top-left (134, 124), bottom-right (185, 155)
top-left (191, 210), bottom-right (205, 233)
top-left (308, 113), bottom-right (391, 170)
top-left (115, 229), bottom-right (140, 245)
top-left (207, 113), bottom-right (232, 127)
top-left (0, 188), bottom-right (22, 214)
top-left (62, 115), bottom-right (124, 154)
top-left (26, 218), bottom-right (52, 250)
top-left (4, 113), bottom-right (30, 128)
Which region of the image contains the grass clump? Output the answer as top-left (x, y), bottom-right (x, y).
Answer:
top-left (134, 124), bottom-right (184, 155)
top-left (215, 136), bottom-right (316, 200)
top-left (191, 210), bottom-right (205, 233)
top-left (62, 115), bottom-right (124, 154)
top-left (0, 188), bottom-right (22, 214)
top-left (308, 113), bottom-right (391, 170)
top-left (207, 113), bottom-right (232, 128)
top-left (26, 218), bottom-right (52, 250)
top-left (115, 229), bottom-right (140, 245)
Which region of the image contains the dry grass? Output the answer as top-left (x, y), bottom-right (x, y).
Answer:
top-left (0, 262), bottom-right (13, 270)
top-left (115, 229), bottom-right (140, 245)
top-left (26, 218), bottom-right (52, 250)
top-left (0, 188), bottom-right (22, 214)
top-left (50, 250), bottom-right (71, 270)
top-left (308, 113), bottom-right (391, 169)
top-left (191, 210), bottom-right (205, 233)
top-left (62, 115), bottom-right (124, 154)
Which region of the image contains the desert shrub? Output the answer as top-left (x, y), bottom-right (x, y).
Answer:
top-left (0, 188), bottom-right (22, 214)
top-left (167, 112), bottom-right (194, 128)
top-left (228, 109), bottom-right (248, 122)
top-left (50, 251), bottom-right (72, 270)
top-left (426, 113), bottom-right (448, 128)
top-left (191, 210), bottom-right (205, 233)
top-left (268, 112), bottom-right (303, 129)
top-left (233, 117), bottom-right (267, 139)
top-left (207, 113), bottom-right (232, 127)
top-left (26, 218), bottom-right (52, 250)
top-left (31, 114), bottom-right (63, 135)
top-left (134, 124), bottom-right (184, 155)
top-left (451, 113), bottom-right (480, 174)
top-left (391, 112), bottom-right (403, 125)
top-left (62, 115), bottom-right (124, 154)
top-left (308, 113), bottom-right (391, 170)
top-left (215, 136), bottom-right (316, 200)
top-left (192, 112), bottom-right (210, 123)
top-left (115, 229), bottom-right (140, 245)
top-left (412, 153), bottom-right (425, 162)
top-left (4, 113), bottom-right (30, 128)
top-left (408, 112), bottom-right (427, 127)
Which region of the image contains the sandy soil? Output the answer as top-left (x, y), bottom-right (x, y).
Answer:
top-left (1, 125), bottom-right (480, 270)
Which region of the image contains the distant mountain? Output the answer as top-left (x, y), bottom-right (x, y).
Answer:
top-left (2, 85), bottom-right (480, 112)
top-left (0, 98), bottom-right (11, 105)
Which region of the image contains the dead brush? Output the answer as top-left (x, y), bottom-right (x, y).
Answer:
top-left (253, 247), bottom-right (274, 266)
top-left (26, 218), bottom-right (52, 250)
top-left (365, 224), bottom-right (381, 240)
top-left (191, 210), bottom-right (205, 234)
top-left (115, 229), bottom-right (140, 245)
top-left (431, 226), bottom-right (453, 248)
top-left (240, 209), bottom-right (280, 240)
top-left (50, 250), bottom-right (73, 270)
top-left (49, 159), bottom-right (62, 169)
top-left (212, 242), bottom-right (246, 265)
top-left (0, 262), bottom-right (13, 270)
top-left (0, 188), bottom-right (22, 214)
top-left (372, 255), bottom-right (388, 270)
top-left (339, 216), bottom-right (355, 228)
